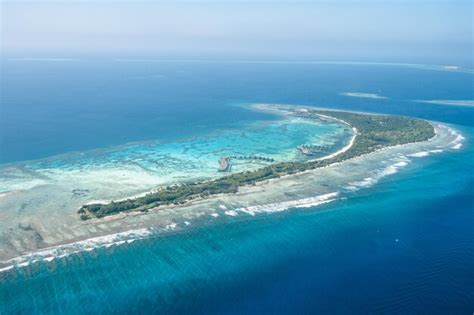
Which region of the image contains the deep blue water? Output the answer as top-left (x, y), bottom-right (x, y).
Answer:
top-left (0, 60), bottom-right (473, 313)
top-left (1, 60), bottom-right (473, 163)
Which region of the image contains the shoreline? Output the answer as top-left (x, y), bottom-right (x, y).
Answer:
top-left (0, 122), bottom-right (460, 273)
top-left (81, 108), bottom-right (358, 209)
top-left (78, 104), bottom-right (435, 219)
top-left (0, 106), bottom-right (464, 272)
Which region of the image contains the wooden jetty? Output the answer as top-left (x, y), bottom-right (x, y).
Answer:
top-left (297, 144), bottom-right (330, 156)
top-left (230, 155), bottom-right (275, 162)
top-left (217, 155), bottom-right (275, 172)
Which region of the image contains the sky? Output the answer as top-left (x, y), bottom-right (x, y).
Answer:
top-left (1, 1), bottom-right (473, 65)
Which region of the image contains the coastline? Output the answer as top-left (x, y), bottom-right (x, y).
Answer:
top-left (78, 103), bottom-right (435, 219)
top-left (0, 105), bottom-right (465, 273)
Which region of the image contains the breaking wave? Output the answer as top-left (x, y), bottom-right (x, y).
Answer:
top-left (0, 228), bottom-right (152, 274)
top-left (346, 157), bottom-right (410, 190)
top-left (449, 129), bottom-right (465, 150)
top-left (408, 149), bottom-right (443, 158)
top-left (0, 124), bottom-right (465, 276)
top-left (235, 192), bottom-right (339, 216)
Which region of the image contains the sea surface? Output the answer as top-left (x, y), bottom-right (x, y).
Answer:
top-left (0, 59), bottom-right (473, 313)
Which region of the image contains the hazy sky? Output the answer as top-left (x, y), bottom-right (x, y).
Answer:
top-left (2, 1), bottom-right (473, 64)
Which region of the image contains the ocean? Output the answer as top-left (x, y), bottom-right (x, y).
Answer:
top-left (0, 59), bottom-right (473, 313)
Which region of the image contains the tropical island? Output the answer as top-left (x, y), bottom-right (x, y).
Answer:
top-left (78, 106), bottom-right (435, 220)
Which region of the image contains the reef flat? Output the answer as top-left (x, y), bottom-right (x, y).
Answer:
top-left (0, 103), bottom-right (463, 270)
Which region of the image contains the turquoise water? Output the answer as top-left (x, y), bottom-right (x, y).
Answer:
top-left (0, 110), bottom-right (351, 246)
top-left (0, 61), bottom-right (473, 313)
top-left (22, 115), bottom-right (346, 173)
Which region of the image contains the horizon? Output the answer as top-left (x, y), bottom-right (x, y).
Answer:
top-left (1, 1), bottom-right (473, 313)
top-left (2, 1), bottom-right (473, 67)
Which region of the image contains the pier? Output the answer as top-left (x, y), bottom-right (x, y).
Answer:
top-left (229, 155), bottom-right (275, 162)
top-left (297, 144), bottom-right (331, 156)
top-left (218, 155), bottom-right (275, 172)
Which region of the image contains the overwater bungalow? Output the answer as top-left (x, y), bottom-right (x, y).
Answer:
top-left (218, 157), bottom-right (231, 172)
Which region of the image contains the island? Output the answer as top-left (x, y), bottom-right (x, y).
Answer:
top-left (78, 106), bottom-right (435, 220)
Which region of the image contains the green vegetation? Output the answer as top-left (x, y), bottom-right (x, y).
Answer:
top-left (78, 108), bottom-right (434, 219)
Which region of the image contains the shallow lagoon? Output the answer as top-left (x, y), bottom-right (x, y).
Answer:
top-left (0, 106), bottom-right (352, 261)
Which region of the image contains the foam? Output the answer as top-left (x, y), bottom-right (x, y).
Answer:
top-left (0, 265), bottom-right (15, 273)
top-left (393, 161), bottom-right (409, 167)
top-left (236, 192), bottom-right (339, 215)
top-left (166, 223), bottom-right (177, 230)
top-left (447, 128), bottom-right (465, 150)
top-left (408, 151), bottom-right (430, 158)
top-left (0, 228), bottom-right (152, 274)
top-left (225, 210), bottom-right (238, 216)
top-left (408, 148), bottom-right (444, 158)
top-left (347, 158), bottom-right (410, 190)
